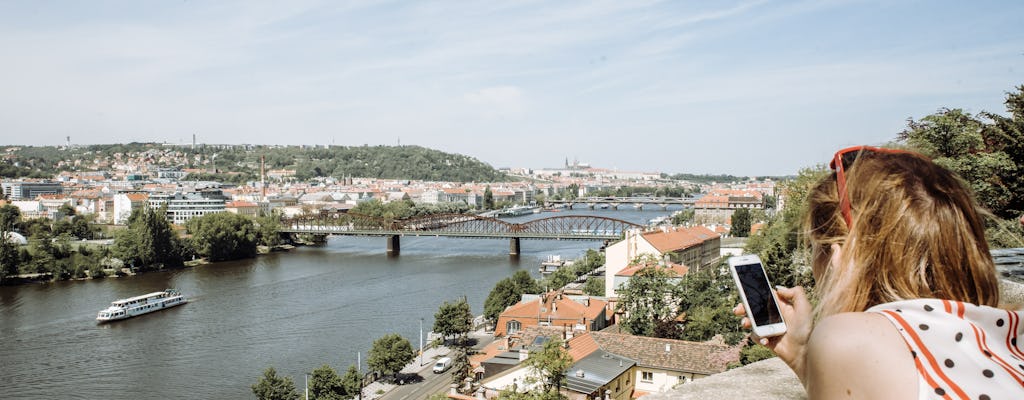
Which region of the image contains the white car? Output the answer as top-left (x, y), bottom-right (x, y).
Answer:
top-left (432, 357), bottom-right (453, 373)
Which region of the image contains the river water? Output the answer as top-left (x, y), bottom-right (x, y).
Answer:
top-left (0, 208), bottom-right (675, 399)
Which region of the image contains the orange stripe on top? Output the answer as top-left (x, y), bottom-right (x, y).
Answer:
top-left (942, 300), bottom-right (953, 314)
top-left (970, 321), bottom-right (1024, 384)
top-left (956, 301), bottom-right (965, 319)
top-left (1006, 310), bottom-right (1024, 360)
top-left (882, 310), bottom-right (969, 399)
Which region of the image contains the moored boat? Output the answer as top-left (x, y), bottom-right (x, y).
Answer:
top-left (96, 289), bottom-right (187, 323)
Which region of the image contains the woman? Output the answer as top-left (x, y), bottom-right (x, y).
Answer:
top-left (737, 146), bottom-right (1023, 399)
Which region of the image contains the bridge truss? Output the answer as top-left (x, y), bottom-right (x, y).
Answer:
top-left (281, 212), bottom-right (642, 240)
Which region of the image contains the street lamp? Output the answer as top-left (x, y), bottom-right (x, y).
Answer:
top-left (304, 373), bottom-right (309, 400)
top-left (419, 318), bottom-right (424, 366)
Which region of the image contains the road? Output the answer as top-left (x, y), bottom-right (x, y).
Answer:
top-left (382, 368), bottom-right (455, 400)
top-left (379, 332), bottom-right (496, 400)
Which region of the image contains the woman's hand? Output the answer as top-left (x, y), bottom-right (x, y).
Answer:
top-left (733, 286), bottom-right (814, 384)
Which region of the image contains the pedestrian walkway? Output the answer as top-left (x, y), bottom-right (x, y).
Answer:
top-left (361, 343), bottom-right (452, 400)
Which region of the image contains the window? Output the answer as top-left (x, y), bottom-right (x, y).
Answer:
top-left (507, 320), bottom-right (521, 334)
top-left (641, 371), bottom-right (654, 382)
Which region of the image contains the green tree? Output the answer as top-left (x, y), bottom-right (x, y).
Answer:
top-left (433, 297), bottom-right (473, 344)
top-left (255, 213), bottom-right (284, 247)
top-left (523, 337), bottom-right (573, 394)
top-left (582, 277), bottom-right (604, 296)
top-left (484, 270), bottom-right (540, 324)
top-left (309, 364), bottom-right (344, 400)
top-left (616, 267), bottom-right (679, 337)
top-left (484, 278), bottom-right (520, 323)
top-left (340, 365), bottom-right (362, 398)
top-left (114, 207), bottom-right (185, 269)
top-left (251, 367), bottom-right (300, 400)
top-left (511, 270), bottom-right (540, 293)
top-left (450, 345), bottom-right (470, 392)
top-left (671, 209), bottom-right (694, 225)
top-left (899, 108), bottom-right (1017, 218)
top-left (0, 204), bottom-right (21, 281)
top-left (0, 204), bottom-right (20, 232)
top-left (744, 167), bottom-right (825, 290)
top-left (484, 186), bottom-right (495, 210)
top-left (186, 212), bottom-right (259, 261)
top-left (368, 333), bottom-right (414, 380)
top-left (731, 208), bottom-right (751, 237)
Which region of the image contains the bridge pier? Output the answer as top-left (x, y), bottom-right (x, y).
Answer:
top-left (587, 203), bottom-right (596, 210)
top-left (659, 203), bottom-right (668, 211)
top-left (610, 203), bottom-right (619, 210)
top-left (633, 203), bottom-right (643, 211)
top-left (509, 237), bottom-right (520, 257)
top-left (386, 235), bottom-right (400, 256)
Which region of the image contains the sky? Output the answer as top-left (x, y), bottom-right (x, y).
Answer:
top-left (1, 1), bottom-right (1022, 176)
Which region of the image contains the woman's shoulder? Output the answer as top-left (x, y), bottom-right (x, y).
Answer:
top-left (805, 312), bottom-right (917, 399)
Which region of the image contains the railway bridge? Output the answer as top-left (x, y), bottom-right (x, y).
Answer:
top-left (279, 212), bottom-right (642, 256)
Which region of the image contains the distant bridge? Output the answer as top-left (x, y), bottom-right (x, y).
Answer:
top-left (279, 213), bottom-right (643, 256)
top-left (547, 196), bottom-right (699, 210)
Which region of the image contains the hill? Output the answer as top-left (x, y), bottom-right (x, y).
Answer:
top-left (0, 143), bottom-right (510, 183)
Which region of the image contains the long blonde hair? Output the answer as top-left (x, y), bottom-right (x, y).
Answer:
top-left (806, 150), bottom-right (999, 317)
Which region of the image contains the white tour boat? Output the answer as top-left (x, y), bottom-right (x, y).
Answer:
top-left (96, 289), bottom-right (187, 323)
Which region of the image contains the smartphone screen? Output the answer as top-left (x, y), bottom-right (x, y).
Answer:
top-left (735, 262), bottom-right (783, 326)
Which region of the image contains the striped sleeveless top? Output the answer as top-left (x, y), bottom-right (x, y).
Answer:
top-left (868, 299), bottom-right (1024, 399)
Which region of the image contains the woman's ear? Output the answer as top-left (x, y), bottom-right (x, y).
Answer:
top-left (830, 243), bottom-right (843, 271)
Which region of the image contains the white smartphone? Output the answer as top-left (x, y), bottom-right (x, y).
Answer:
top-left (728, 254), bottom-right (787, 337)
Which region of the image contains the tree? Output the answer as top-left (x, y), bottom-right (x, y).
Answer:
top-left (186, 212), bottom-right (259, 261)
top-left (368, 333), bottom-right (414, 380)
top-left (671, 209), bottom-right (694, 225)
top-left (523, 337), bottom-right (573, 394)
top-left (251, 367), bottom-right (300, 400)
top-left (340, 365), bottom-right (362, 398)
top-left (484, 270), bottom-right (540, 324)
top-left (484, 278), bottom-right (520, 323)
top-left (450, 345), bottom-right (470, 392)
top-left (616, 267), bottom-right (680, 337)
top-left (0, 204), bottom-right (20, 233)
top-left (484, 186), bottom-right (495, 210)
top-left (309, 364), bottom-right (345, 400)
top-left (583, 277), bottom-right (604, 296)
top-left (114, 207), bottom-right (185, 269)
top-left (731, 208), bottom-right (751, 237)
top-left (433, 297), bottom-right (473, 344)
top-left (899, 108), bottom-right (1017, 218)
top-left (511, 270), bottom-right (540, 293)
top-left (0, 204), bottom-right (21, 282)
top-left (744, 167), bottom-right (824, 290)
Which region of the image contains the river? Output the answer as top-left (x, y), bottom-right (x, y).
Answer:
top-left (0, 208), bottom-right (677, 399)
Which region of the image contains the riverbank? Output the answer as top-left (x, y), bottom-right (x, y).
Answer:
top-left (0, 243), bottom-right (303, 286)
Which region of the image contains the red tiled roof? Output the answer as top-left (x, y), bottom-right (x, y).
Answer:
top-left (616, 262), bottom-right (688, 277)
top-left (641, 226), bottom-right (718, 253)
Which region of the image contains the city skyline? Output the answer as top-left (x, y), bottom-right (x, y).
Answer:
top-left (1, 1), bottom-right (1022, 176)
